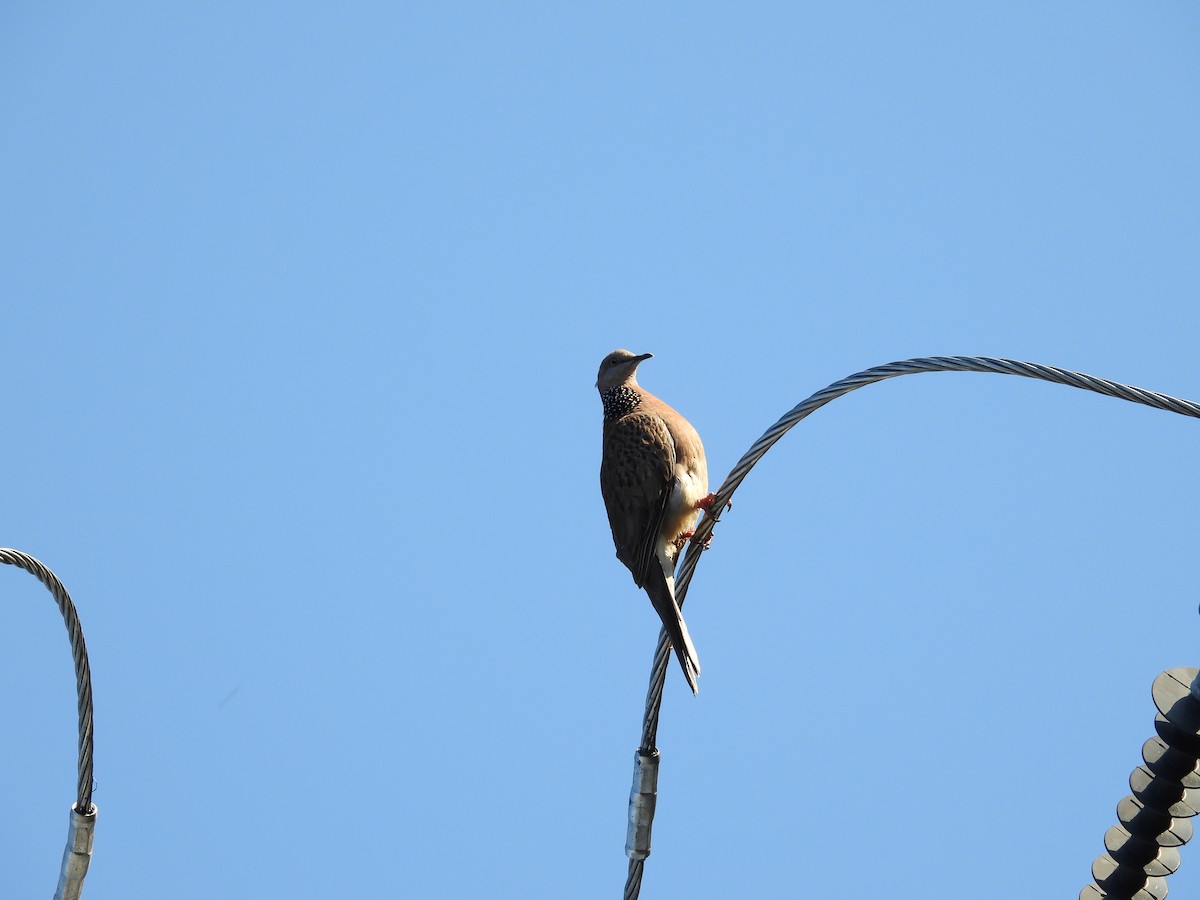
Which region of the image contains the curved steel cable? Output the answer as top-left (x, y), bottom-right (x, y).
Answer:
top-left (625, 356), bottom-right (1200, 898)
top-left (1, 549), bottom-right (95, 813)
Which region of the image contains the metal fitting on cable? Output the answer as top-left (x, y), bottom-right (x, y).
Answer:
top-left (1081, 667), bottom-right (1200, 899)
top-left (626, 750), bottom-right (660, 860)
top-left (53, 803), bottom-right (97, 900)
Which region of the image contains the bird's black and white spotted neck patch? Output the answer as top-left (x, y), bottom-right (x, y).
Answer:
top-left (601, 385), bottom-right (642, 421)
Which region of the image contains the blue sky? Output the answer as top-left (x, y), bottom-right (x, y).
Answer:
top-left (3, 2), bottom-right (1200, 897)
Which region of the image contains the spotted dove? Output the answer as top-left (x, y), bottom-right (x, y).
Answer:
top-left (597, 349), bottom-right (712, 694)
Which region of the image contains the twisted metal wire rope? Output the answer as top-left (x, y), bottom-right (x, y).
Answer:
top-left (623, 860), bottom-right (644, 900)
top-left (624, 355), bottom-right (1200, 899)
top-left (1, 549), bottom-right (95, 813)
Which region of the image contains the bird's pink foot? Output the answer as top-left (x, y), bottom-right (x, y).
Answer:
top-left (695, 492), bottom-right (732, 514)
top-left (676, 529), bottom-right (713, 551)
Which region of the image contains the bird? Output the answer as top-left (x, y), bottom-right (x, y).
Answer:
top-left (597, 349), bottom-right (718, 694)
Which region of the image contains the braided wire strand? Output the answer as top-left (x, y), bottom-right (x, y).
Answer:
top-left (1, 549), bottom-right (95, 813)
top-left (626, 356), bottom-right (1200, 897)
top-left (624, 860), bottom-right (644, 900)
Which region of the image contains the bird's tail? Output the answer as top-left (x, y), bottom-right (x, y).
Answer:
top-left (644, 563), bottom-right (701, 695)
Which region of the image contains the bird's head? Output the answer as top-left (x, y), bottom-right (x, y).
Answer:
top-left (596, 349), bottom-right (652, 391)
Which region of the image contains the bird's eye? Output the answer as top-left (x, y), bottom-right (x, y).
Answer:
top-left (608, 359), bottom-right (619, 367)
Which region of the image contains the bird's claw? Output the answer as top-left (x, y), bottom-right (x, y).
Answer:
top-left (695, 492), bottom-right (732, 516)
top-left (676, 529), bottom-right (713, 551)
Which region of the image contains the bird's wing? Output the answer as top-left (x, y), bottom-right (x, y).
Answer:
top-left (600, 412), bottom-right (677, 587)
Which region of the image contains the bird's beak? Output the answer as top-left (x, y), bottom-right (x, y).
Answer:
top-left (635, 352), bottom-right (653, 363)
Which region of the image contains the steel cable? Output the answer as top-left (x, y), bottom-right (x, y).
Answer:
top-left (624, 356), bottom-right (1200, 898)
top-left (1, 549), bottom-right (95, 813)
